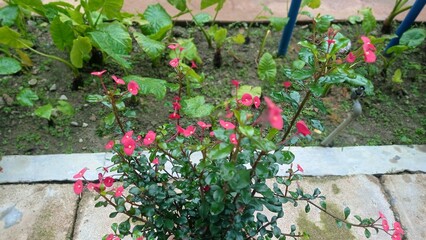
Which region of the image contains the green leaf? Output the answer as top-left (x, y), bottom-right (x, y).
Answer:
top-left (213, 188), bottom-right (225, 202)
top-left (193, 13), bottom-right (211, 26)
top-left (50, 17), bottom-right (74, 51)
top-left (214, 27), bottom-right (227, 48)
top-left (229, 169), bottom-right (250, 190)
top-left (320, 200), bottom-right (327, 210)
top-left (257, 212), bottom-right (268, 223)
top-left (364, 229), bottom-right (371, 238)
top-left (16, 88), bottom-right (39, 107)
top-left (232, 33), bottom-right (245, 44)
top-left (208, 143), bottom-right (233, 160)
top-left (276, 150), bottom-right (295, 164)
top-left (167, 0), bottom-right (187, 11)
top-left (57, 100), bottom-right (74, 116)
top-left (258, 52), bottom-right (277, 83)
top-left (89, 22), bottom-right (132, 69)
top-left (314, 15), bottom-right (334, 33)
top-left (392, 69), bottom-right (403, 84)
top-left (307, 0), bottom-right (321, 8)
top-left (386, 45), bottom-right (409, 55)
top-left (70, 36), bottom-right (92, 69)
top-left (239, 126), bottom-right (254, 137)
top-left (201, 0), bottom-right (225, 11)
top-left (176, 38), bottom-right (202, 63)
top-left (210, 201), bottom-right (225, 215)
top-left (348, 15), bottom-right (362, 24)
top-left (141, 4), bottom-right (172, 40)
top-left (359, 8), bottom-right (376, 34)
top-left (86, 94), bottom-right (104, 103)
top-left (237, 85), bottom-right (261, 99)
top-left (0, 26), bottom-right (33, 48)
top-left (122, 75), bottom-right (167, 100)
top-left (0, 57), bottom-right (21, 75)
top-left (344, 207), bottom-right (351, 220)
top-left (182, 96), bottom-right (214, 118)
top-left (269, 17), bottom-right (289, 31)
top-left (35, 104), bottom-right (53, 120)
top-left (0, 5), bottom-right (18, 26)
top-left (400, 28), bottom-right (426, 48)
top-left (88, 0), bottom-right (123, 19)
top-left (133, 32), bottom-right (165, 61)
top-left (305, 203), bottom-right (311, 213)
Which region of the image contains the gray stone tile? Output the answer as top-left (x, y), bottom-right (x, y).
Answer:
top-left (0, 184), bottom-right (77, 240)
top-left (381, 174), bottom-right (426, 239)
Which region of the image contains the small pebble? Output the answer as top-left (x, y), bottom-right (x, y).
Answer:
top-left (70, 121), bottom-right (79, 127)
top-left (79, 138), bottom-right (83, 143)
top-left (82, 123), bottom-right (88, 128)
top-left (59, 95), bottom-right (68, 100)
top-left (49, 84), bottom-right (57, 91)
top-left (28, 79), bottom-right (38, 86)
top-left (83, 104), bottom-right (89, 107)
top-left (89, 114), bottom-right (97, 122)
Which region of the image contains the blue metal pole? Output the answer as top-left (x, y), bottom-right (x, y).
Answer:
top-left (385, 0), bottom-right (426, 56)
top-left (277, 0), bottom-right (302, 57)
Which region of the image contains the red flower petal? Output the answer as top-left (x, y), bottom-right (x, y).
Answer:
top-left (115, 186), bottom-right (124, 197)
top-left (241, 93), bottom-right (253, 106)
top-left (105, 140), bottom-right (114, 150)
top-left (219, 120), bottom-right (235, 130)
top-left (91, 70), bottom-right (107, 77)
top-left (143, 131), bottom-right (156, 146)
top-left (103, 177), bottom-right (114, 187)
top-left (127, 80), bottom-right (140, 95)
top-left (73, 167), bottom-right (88, 179)
top-left (296, 120), bottom-right (311, 136)
top-left (73, 180), bottom-right (84, 194)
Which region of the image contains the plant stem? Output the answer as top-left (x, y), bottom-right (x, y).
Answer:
top-left (257, 29), bottom-right (270, 62)
top-left (109, 94), bottom-right (126, 134)
top-left (280, 91), bottom-right (312, 142)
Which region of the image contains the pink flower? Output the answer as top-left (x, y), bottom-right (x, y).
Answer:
top-left (283, 81), bottom-right (292, 89)
top-left (361, 36), bottom-right (376, 52)
top-left (73, 167), bottom-right (88, 179)
top-left (297, 164), bottom-right (304, 173)
top-left (191, 60), bottom-right (197, 69)
top-left (73, 180), bottom-right (84, 194)
top-left (103, 177), bottom-right (114, 187)
top-left (121, 130), bottom-right (134, 143)
top-left (115, 186), bottom-right (124, 197)
top-left (169, 112), bottom-right (180, 119)
top-left (172, 102), bottom-right (181, 110)
top-left (111, 75), bottom-right (125, 85)
top-left (143, 131), bottom-right (156, 146)
top-left (327, 39), bottom-right (335, 45)
top-left (168, 43), bottom-right (179, 50)
top-left (127, 80), bottom-right (140, 95)
top-left (169, 58), bottom-right (180, 68)
top-left (382, 218), bottom-right (389, 232)
top-left (393, 222), bottom-right (404, 235)
top-left (136, 237), bottom-right (144, 240)
top-left (209, 131), bottom-right (215, 137)
top-left (87, 182), bottom-right (100, 191)
top-left (197, 121), bottom-right (211, 129)
top-left (91, 70), bottom-right (107, 77)
top-left (122, 138), bottom-right (136, 156)
top-left (181, 125), bottom-right (196, 137)
top-left (219, 119), bottom-right (235, 130)
top-left (346, 52), bottom-right (356, 63)
top-left (379, 211), bottom-right (386, 219)
top-left (105, 140), bottom-right (114, 150)
top-left (253, 96), bottom-right (261, 108)
top-left (152, 158), bottom-right (159, 165)
top-left (241, 93), bottom-right (253, 106)
top-left (230, 133), bottom-right (238, 145)
top-left (391, 233), bottom-right (402, 240)
top-left (231, 79), bottom-right (240, 88)
top-left (106, 234), bottom-right (121, 240)
top-left (264, 97), bottom-right (283, 130)
top-left (296, 120), bottom-right (311, 136)
top-left (364, 50), bottom-right (376, 63)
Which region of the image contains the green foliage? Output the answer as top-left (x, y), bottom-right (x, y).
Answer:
top-left (0, 5), bottom-right (19, 26)
top-left (70, 36), bottom-right (92, 68)
top-left (400, 28), bottom-right (426, 48)
top-left (122, 75), bottom-right (167, 100)
top-left (141, 4), bottom-right (172, 41)
top-left (359, 8), bottom-right (376, 34)
top-left (133, 32), bottom-right (165, 61)
top-left (182, 96), bottom-right (214, 118)
top-left (258, 52), bottom-right (277, 83)
top-left (269, 17), bottom-right (289, 31)
top-left (50, 17), bottom-right (74, 51)
top-left (0, 57), bottom-right (21, 75)
top-left (16, 88), bottom-right (39, 107)
top-left (87, 0), bottom-right (124, 19)
top-left (167, 0), bottom-right (188, 11)
top-left (0, 26), bottom-right (33, 48)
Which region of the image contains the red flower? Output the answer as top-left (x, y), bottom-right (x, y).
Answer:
top-left (91, 70), bottom-right (107, 77)
top-left (327, 39), bottom-right (335, 45)
top-left (283, 81), bottom-right (292, 89)
top-left (127, 80), bottom-right (140, 95)
top-left (230, 133), bottom-right (238, 145)
top-left (241, 93), bottom-right (253, 106)
top-left (382, 218), bottom-right (389, 232)
top-left (87, 182), bottom-right (100, 191)
top-left (103, 177), bottom-right (114, 187)
top-left (391, 233), bottom-right (402, 240)
top-left (105, 140), bottom-right (114, 150)
top-left (106, 234), bottom-right (121, 240)
top-left (115, 186), bottom-right (124, 197)
top-left (122, 138), bottom-right (136, 156)
top-left (379, 211), bottom-right (386, 219)
top-left (297, 164), bottom-right (304, 173)
top-left (360, 36), bottom-right (376, 63)
top-left (296, 120), bottom-right (311, 136)
top-left (169, 58), bottom-right (180, 68)
top-left (152, 158), bottom-right (159, 165)
top-left (393, 222), bottom-right (404, 235)
top-left (177, 125), bottom-right (196, 137)
top-left (169, 112), bottom-right (180, 119)
top-left (136, 237), bottom-right (144, 240)
top-left (346, 52), bottom-right (356, 63)
top-left (168, 44), bottom-right (179, 50)
top-left (143, 131), bottom-right (156, 146)
top-left (231, 79), bottom-right (240, 88)
top-left (197, 121), bottom-right (211, 129)
top-left (73, 180), bottom-right (84, 194)
top-left (209, 131), bottom-right (215, 137)
top-left (202, 185), bottom-right (211, 192)
top-left (121, 130), bottom-right (134, 143)
top-left (264, 97), bottom-right (283, 130)
top-left (219, 119), bottom-right (235, 130)
top-left (364, 50), bottom-right (376, 63)
top-left (73, 167), bottom-right (88, 179)
top-left (191, 60), bottom-right (197, 69)
top-left (111, 75), bottom-right (125, 85)
top-left (253, 96), bottom-right (261, 108)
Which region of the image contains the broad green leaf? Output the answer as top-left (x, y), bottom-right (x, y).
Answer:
top-left (193, 13), bottom-right (211, 26)
top-left (229, 169), bottom-right (250, 190)
top-left (239, 126), bottom-right (254, 137)
top-left (57, 100), bottom-right (74, 116)
top-left (133, 32), bottom-right (165, 61)
top-left (269, 17), bottom-right (289, 31)
top-left (89, 22), bottom-right (132, 69)
top-left (232, 33), bottom-right (245, 44)
top-left (314, 15), bottom-right (334, 33)
top-left (237, 85), bottom-right (261, 99)
top-left (0, 57), bottom-right (21, 75)
top-left (209, 143), bottom-right (233, 160)
top-left (50, 17), bottom-right (74, 50)
top-left (175, 38), bottom-right (202, 63)
top-left (0, 26), bottom-right (33, 48)
top-left (214, 27), bottom-right (227, 48)
top-left (386, 45), bottom-right (409, 55)
top-left (88, 0), bottom-right (123, 19)
top-left (14, 0), bottom-right (45, 16)
top-left (86, 94), bottom-right (104, 103)
top-left (70, 36), bottom-right (92, 68)
top-left (167, 0), bottom-right (187, 11)
top-left (400, 28), bottom-right (426, 48)
top-left (141, 4), bottom-right (172, 40)
top-left (0, 5), bottom-right (18, 26)
top-left (16, 88), bottom-right (38, 107)
top-left (348, 15), bottom-right (362, 24)
top-left (182, 96), bottom-right (214, 118)
top-left (292, 60), bottom-right (305, 69)
top-left (360, 8), bottom-right (376, 34)
top-left (307, 0), bottom-right (321, 8)
top-left (392, 69), bottom-right (403, 84)
top-left (181, 63), bottom-right (204, 83)
top-left (258, 52), bottom-right (277, 83)
top-left (122, 75), bottom-right (167, 100)
top-left (35, 104), bottom-right (53, 120)
top-left (201, 0), bottom-right (225, 11)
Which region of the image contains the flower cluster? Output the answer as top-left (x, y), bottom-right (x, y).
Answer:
top-left (72, 167), bottom-right (123, 198)
top-left (346, 36), bottom-right (377, 63)
top-left (379, 212), bottom-right (404, 240)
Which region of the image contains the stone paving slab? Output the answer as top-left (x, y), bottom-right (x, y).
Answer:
top-left (0, 184), bottom-right (78, 240)
top-left (265, 175), bottom-right (395, 239)
top-left (1, 145), bottom-right (425, 183)
top-left (381, 174), bottom-right (426, 239)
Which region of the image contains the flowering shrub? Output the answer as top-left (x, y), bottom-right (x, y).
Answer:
top-left (72, 25), bottom-right (404, 239)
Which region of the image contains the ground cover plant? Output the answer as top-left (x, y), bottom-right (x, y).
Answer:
top-left (0, 0), bottom-right (424, 239)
